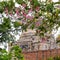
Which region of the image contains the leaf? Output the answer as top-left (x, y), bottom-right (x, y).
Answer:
top-left (16, 0), bottom-right (23, 4)
top-left (33, 0), bottom-right (40, 7)
top-left (14, 21), bottom-right (21, 28)
top-left (7, 0), bottom-right (15, 11)
top-left (46, 2), bottom-right (54, 12)
top-left (54, 2), bottom-right (60, 4)
top-left (22, 24), bottom-right (28, 31)
top-left (30, 23), bottom-right (35, 30)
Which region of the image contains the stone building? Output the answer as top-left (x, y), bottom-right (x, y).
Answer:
top-left (16, 29), bottom-right (60, 52)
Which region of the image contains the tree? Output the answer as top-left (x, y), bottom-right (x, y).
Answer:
top-left (0, 45), bottom-right (24, 60)
top-left (0, 0), bottom-right (60, 60)
top-left (0, 0), bottom-right (60, 42)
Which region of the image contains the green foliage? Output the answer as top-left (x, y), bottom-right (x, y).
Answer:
top-left (0, 45), bottom-right (24, 60)
top-left (0, 48), bottom-right (11, 60)
top-left (22, 24), bottom-right (28, 31)
top-left (32, 0), bottom-right (40, 7)
top-left (0, 1), bottom-right (8, 13)
top-left (7, 0), bottom-right (15, 11)
top-left (0, 18), bottom-right (11, 33)
top-left (54, 56), bottom-right (60, 60)
top-left (0, 33), bottom-right (14, 42)
top-left (54, 2), bottom-right (60, 4)
top-left (16, 0), bottom-right (23, 4)
top-left (56, 40), bottom-right (60, 43)
top-left (47, 56), bottom-right (60, 60)
top-left (48, 57), bottom-right (53, 60)
top-left (30, 23), bottom-right (35, 30)
top-left (10, 45), bottom-right (24, 60)
top-left (14, 21), bottom-right (21, 28)
top-left (0, 0), bottom-right (14, 13)
top-left (0, 0), bottom-right (60, 42)
top-left (46, 3), bottom-right (54, 13)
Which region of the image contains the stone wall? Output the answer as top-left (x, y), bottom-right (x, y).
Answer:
top-left (23, 49), bottom-right (60, 60)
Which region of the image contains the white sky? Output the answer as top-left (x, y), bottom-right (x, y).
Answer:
top-left (52, 0), bottom-right (59, 2)
top-left (54, 27), bottom-right (60, 38)
top-left (41, 0), bottom-right (59, 2)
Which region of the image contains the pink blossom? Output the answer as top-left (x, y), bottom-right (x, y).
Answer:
top-left (22, 3), bottom-right (27, 8)
top-left (23, 12), bottom-right (27, 17)
top-left (22, 19), bottom-right (27, 24)
top-left (22, 10), bottom-right (27, 17)
top-left (41, 38), bottom-right (46, 43)
top-left (42, 38), bottom-right (45, 40)
top-left (15, 8), bottom-right (20, 15)
top-left (35, 21), bottom-right (40, 27)
top-left (9, 11), bottom-right (13, 16)
top-left (26, 15), bottom-right (33, 20)
top-left (17, 15), bottom-right (21, 18)
top-left (28, 8), bottom-right (32, 13)
top-left (16, 10), bottom-right (20, 15)
top-left (10, 13), bottom-right (13, 16)
top-left (36, 6), bottom-right (40, 12)
top-left (5, 8), bottom-right (8, 14)
top-left (22, 10), bottom-right (25, 13)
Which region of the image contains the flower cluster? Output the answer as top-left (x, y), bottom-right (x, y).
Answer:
top-left (0, 0), bottom-right (60, 38)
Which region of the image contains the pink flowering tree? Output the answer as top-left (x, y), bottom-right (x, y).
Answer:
top-left (0, 0), bottom-right (60, 42)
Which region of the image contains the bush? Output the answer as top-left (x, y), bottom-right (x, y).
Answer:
top-left (48, 56), bottom-right (60, 60)
top-left (54, 56), bottom-right (60, 60)
top-left (48, 57), bottom-right (53, 60)
top-left (0, 45), bottom-right (24, 60)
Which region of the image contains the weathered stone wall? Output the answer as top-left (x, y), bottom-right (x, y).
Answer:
top-left (23, 49), bottom-right (60, 60)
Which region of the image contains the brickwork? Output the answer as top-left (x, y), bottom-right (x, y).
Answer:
top-left (23, 49), bottom-right (60, 60)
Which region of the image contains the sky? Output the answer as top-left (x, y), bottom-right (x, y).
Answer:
top-left (54, 27), bottom-right (60, 38)
top-left (41, 0), bottom-right (59, 2)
